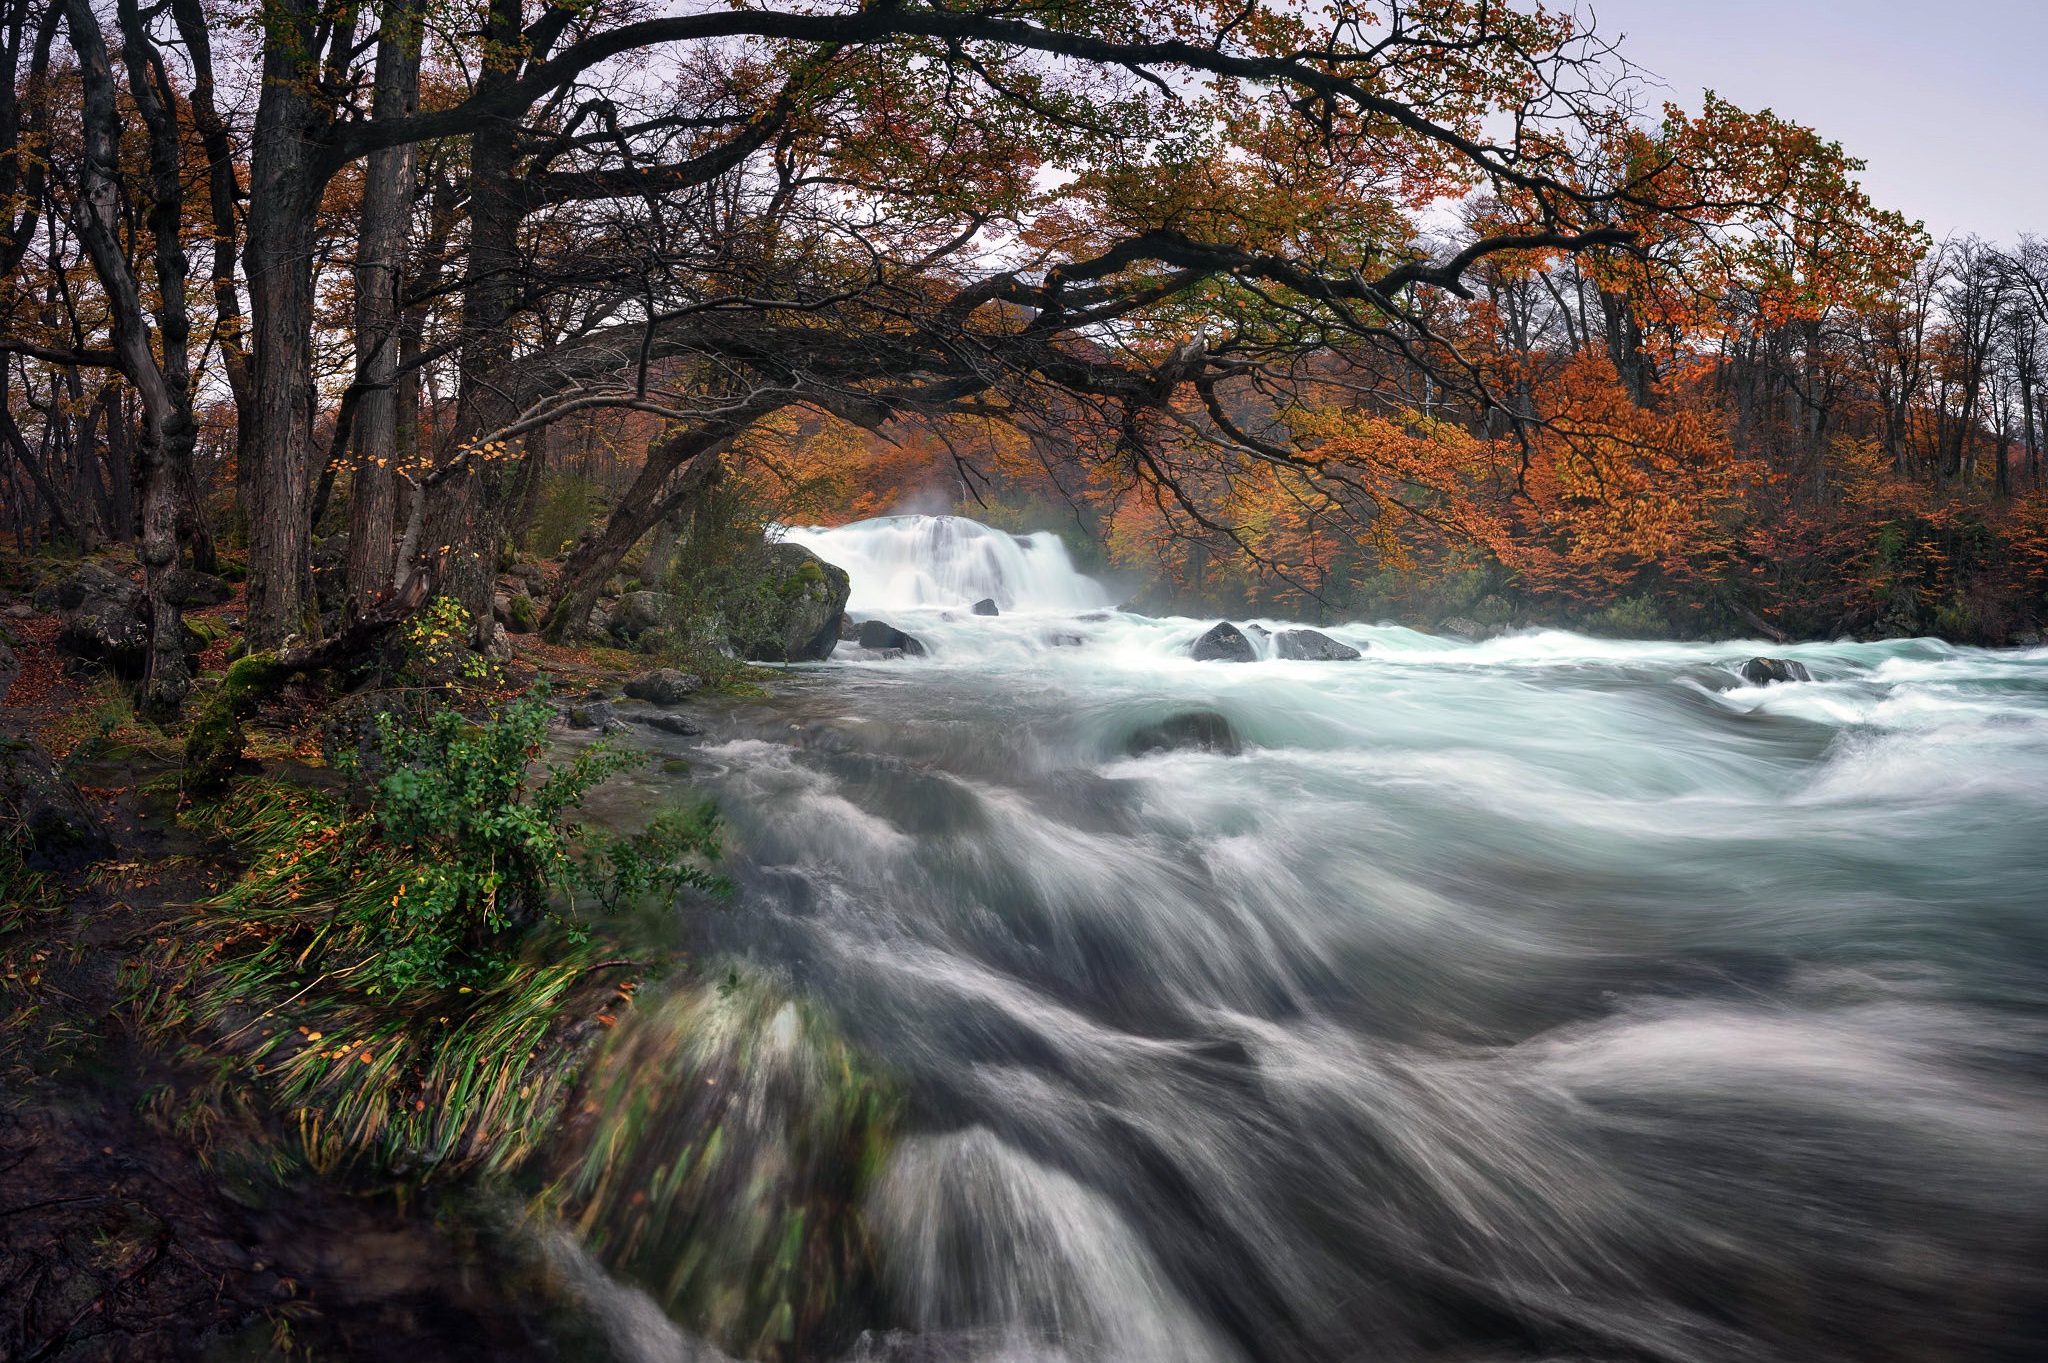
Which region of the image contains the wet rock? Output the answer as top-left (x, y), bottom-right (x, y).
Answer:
top-left (856, 620), bottom-right (927, 656)
top-left (1439, 616), bottom-right (1489, 641)
top-left (1274, 628), bottom-right (1361, 661)
top-left (1740, 656), bottom-right (1812, 685)
top-left (565, 700), bottom-right (618, 730)
top-left (729, 541), bottom-right (851, 662)
top-left (643, 712), bottom-right (706, 737)
top-left (1042, 631), bottom-right (1085, 647)
top-left (1189, 622), bottom-right (1256, 662)
top-left (1078, 612), bottom-right (1111, 622)
top-left (971, 598), bottom-right (1000, 617)
top-left (624, 668), bottom-right (702, 704)
top-left (1125, 710), bottom-right (1242, 757)
top-left (0, 734), bottom-right (114, 870)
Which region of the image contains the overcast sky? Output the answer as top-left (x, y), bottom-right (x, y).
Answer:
top-left (1578, 0), bottom-right (2046, 243)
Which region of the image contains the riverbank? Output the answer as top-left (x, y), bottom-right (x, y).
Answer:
top-left (0, 558), bottom-right (743, 1359)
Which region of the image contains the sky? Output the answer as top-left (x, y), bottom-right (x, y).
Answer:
top-left (1577, 0), bottom-right (2047, 243)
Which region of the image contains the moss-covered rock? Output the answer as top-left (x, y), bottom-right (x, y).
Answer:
top-left (553, 973), bottom-right (896, 1361)
top-left (183, 652), bottom-right (289, 795)
top-left (726, 543), bottom-right (849, 663)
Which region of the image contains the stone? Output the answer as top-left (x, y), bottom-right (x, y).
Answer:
top-left (4, 602), bottom-right (32, 619)
top-left (580, 599), bottom-right (612, 645)
top-left (610, 590), bottom-right (677, 641)
top-left (624, 668), bottom-right (702, 704)
top-left (1439, 616), bottom-right (1488, 641)
top-left (643, 712), bottom-right (706, 737)
top-left (971, 598), bottom-right (1000, 616)
top-left (1042, 631), bottom-right (1085, 647)
top-left (1273, 628), bottom-right (1361, 661)
top-left (1124, 711), bottom-right (1242, 757)
top-left (164, 570), bottom-right (233, 607)
top-left (566, 700), bottom-right (618, 730)
top-left (43, 564), bottom-right (203, 677)
top-left (0, 734), bottom-right (114, 870)
top-left (729, 541), bottom-right (850, 663)
top-left (856, 620), bottom-right (927, 655)
top-left (1739, 656), bottom-right (1812, 685)
top-left (482, 621), bottom-right (514, 663)
top-left (1189, 622), bottom-right (1256, 662)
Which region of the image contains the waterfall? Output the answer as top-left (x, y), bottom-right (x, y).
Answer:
top-left (778, 516), bottom-right (1114, 613)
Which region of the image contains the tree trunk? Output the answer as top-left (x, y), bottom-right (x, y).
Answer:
top-left (541, 418), bottom-right (758, 644)
top-left (344, 2), bottom-right (420, 621)
top-left (241, 0), bottom-right (325, 648)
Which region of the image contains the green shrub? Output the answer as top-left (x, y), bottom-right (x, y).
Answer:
top-left (156, 692), bottom-right (730, 1179)
top-left (222, 694), bottom-right (728, 996)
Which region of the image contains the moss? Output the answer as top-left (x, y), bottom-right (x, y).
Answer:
top-left (183, 652), bottom-right (289, 796)
top-left (508, 593), bottom-right (539, 634)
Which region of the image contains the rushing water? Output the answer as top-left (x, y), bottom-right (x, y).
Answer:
top-left (610, 515), bottom-right (2048, 1363)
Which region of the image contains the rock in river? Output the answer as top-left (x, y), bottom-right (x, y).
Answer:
top-left (625, 668), bottom-right (703, 704)
top-left (1274, 628), bottom-right (1361, 661)
top-left (1190, 622), bottom-right (1257, 662)
top-left (1740, 656), bottom-right (1812, 685)
top-left (856, 620), bottom-right (927, 655)
top-left (1124, 711), bottom-right (1242, 757)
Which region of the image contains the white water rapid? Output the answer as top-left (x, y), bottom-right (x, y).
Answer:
top-left (616, 515), bottom-right (2048, 1363)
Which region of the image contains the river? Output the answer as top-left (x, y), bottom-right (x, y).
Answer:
top-left (587, 514), bottom-right (2048, 1363)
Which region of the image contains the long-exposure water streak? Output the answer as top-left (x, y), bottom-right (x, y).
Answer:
top-left (592, 514), bottom-right (2048, 1363)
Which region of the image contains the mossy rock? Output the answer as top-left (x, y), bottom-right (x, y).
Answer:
top-left (725, 543), bottom-right (849, 663)
top-left (555, 973), bottom-right (896, 1361)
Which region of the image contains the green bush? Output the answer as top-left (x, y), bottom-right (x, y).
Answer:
top-left (203, 694), bottom-right (726, 998)
top-left (156, 692), bottom-right (731, 1180)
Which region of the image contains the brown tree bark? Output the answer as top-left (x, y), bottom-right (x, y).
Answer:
top-left (343, 0), bottom-right (421, 622)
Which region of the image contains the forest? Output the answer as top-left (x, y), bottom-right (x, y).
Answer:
top-left (0, 0), bottom-right (2042, 730)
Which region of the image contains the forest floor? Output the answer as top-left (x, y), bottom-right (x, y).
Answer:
top-left (0, 554), bottom-right (664, 1362)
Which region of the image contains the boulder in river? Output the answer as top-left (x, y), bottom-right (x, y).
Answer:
top-left (730, 542), bottom-right (850, 662)
top-left (1274, 628), bottom-right (1361, 661)
top-left (1190, 622), bottom-right (1256, 662)
top-left (624, 668), bottom-right (703, 704)
top-left (643, 712), bottom-right (706, 737)
top-left (971, 597), bottom-right (1000, 616)
top-left (1740, 656), bottom-right (1812, 685)
top-left (856, 620), bottom-right (927, 655)
top-left (1125, 710), bottom-right (1242, 757)
top-left (1439, 616), bottom-right (1490, 641)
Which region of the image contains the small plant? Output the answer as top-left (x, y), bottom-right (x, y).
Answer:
top-left (213, 694), bottom-right (727, 997)
top-left (398, 594), bottom-right (495, 684)
top-left (155, 689), bottom-right (731, 1180)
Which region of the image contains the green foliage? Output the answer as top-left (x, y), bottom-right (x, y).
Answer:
top-left (156, 689), bottom-right (731, 1180)
top-left (247, 694), bottom-right (728, 995)
top-left (1587, 595), bottom-right (1673, 639)
top-left (398, 594), bottom-right (493, 684)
